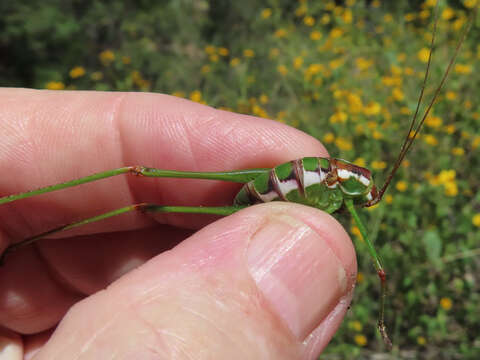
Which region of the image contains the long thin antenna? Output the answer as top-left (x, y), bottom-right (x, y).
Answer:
top-left (375, 5), bottom-right (476, 203)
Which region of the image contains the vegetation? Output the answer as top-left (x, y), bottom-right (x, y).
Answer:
top-left (2, 0), bottom-right (479, 358)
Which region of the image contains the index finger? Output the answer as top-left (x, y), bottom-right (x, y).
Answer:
top-left (0, 89), bottom-right (328, 239)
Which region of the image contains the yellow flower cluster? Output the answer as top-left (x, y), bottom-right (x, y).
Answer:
top-left (427, 170), bottom-right (458, 196)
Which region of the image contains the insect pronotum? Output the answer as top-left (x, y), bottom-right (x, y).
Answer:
top-left (0, 5), bottom-right (475, 349)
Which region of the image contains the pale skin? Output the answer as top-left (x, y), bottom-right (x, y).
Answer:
top-left (0, 89), bottom-right (357, 360)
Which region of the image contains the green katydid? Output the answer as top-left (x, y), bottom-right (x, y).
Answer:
top-left (0, 7), bottom-right (474, 349)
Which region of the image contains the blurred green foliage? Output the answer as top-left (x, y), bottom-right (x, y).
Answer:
top-left (1, 0), bottom-right (480, 358)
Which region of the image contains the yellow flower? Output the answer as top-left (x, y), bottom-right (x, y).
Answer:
top-left (252, 105), bottom-right (268, 118)
top-left (277, 65), bottom-right (288, 76)
top-left (371, 160), bottom-right (387, 170)
top-left (269, 48), bottom-right (280, 59)
top-left (400, 106), bottom-right (411, 115)
top-left (472, 136), bottom-right (480, 148)
top-left (321, 14), bottom-right (331, 25)
top-left (351, 226), bottom-right (362, 239)
top-left (350, 320), bottom-right (363, 332)
top-left (356, 57), bottom-right (373, 71)
top-left (99, 49), bottom-right (115, 65)
top-left (418, 48), bottom-right (430, 63)
top-left (329, 58), bottom-right (345, 70)
top-left (417, 336), bottom-right (427, 345)
top-left (385, 194), bottom-right (393, 204)
top-left (373, 130), bottom-right (383, 139)
top-left (243, 49), bottom-right (255, 58)
top-left (425, 115), bottom-right (443, 128)
top-left (381, 76), bottom-right (401, 87)
top-left (69, 66), bottom-right (86, 79)
top-left (371, 0), bottom-right (380, 8)
top-left (335, 137), bottom-right (353, 151)
top-left (323, 132), bottom-right (335, 144)
top-left (356, 272), bottom-right (365, 283)
top-left (354, 157), bottom-right (366, 167)
top-left (201, 65), bottom-right (211, 74)
top-left (405, 13), bottom-right (416, 22)
top-left (446, 90), bottom-right (457, 100)
top-left (171, 91), bottom-right (185, 98)
top-left (472, 213), bottom-right (480, 227)
top-left (438, 170), bottom-right (456, 183)
top-left (440, 297), bottom-right (453, 310)
top-left (310, 30), bottom-right (322, 40)
top-left (261, 8), bottom-right (272, 19)
top-left (451, 147), bottom-right (465, 156)
top-left (230, 58), bottom-right (240, 67)
top-left (444, 182), bottom-right (458, 196)
top-left (347, 93), bottom-right (363, 113)
top-left (204, 45), bottom-right (216, 55)
top-left (464, 0), bottom-right (478, 9)
top-left (330, 27), bottom-right (344, 38)
top-left (329, 111), bottom-right (348, 124)
top-left (384, 13), bottom-right (393, 23)
top-left (426, 0), bottom-right (437, 7)
top-left (293, 57), bottom-right (303, 69)
top-left (218, 47), bottom-right (229, 56)
top-left (189, 90), bottom-right (202, 103)
top-left (342, 9), bottom-right (353, 24)
top-left (396, 181), bottom-right (408, 192)
top-left (303, 16), bottom-right (315, 26)
top-left (259, 94), bottom-right (269, 104)
top-left (45, 81), bottom-right (65, 90)
top-left (122, 56), bottom-right (131, 64)
top-left (419, 9), bottom-right (431, 19)
top-left (354, 334), bottom-right (367, 347)
top-left (444, 124), bottom-right (456, 134)
top-left (209, 54), bottom-right (219, 62)
top-left (295, 4), bottom-right (307, 17)
top-left (454, 64), bottom-right (472, 74)
top-left (442, 7), bottom-right (455, 20)
top-left (424, 134), bottom-right (438, 146)
top-left (392, 87), bottom-right (404, 101)
top-left (274, 28), bottom-right (287, 38)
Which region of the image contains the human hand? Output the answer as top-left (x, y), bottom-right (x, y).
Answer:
top-left (0, 89), bottom-right (356, 359)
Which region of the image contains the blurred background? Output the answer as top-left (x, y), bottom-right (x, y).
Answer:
top-left (1, 0), bottom-right (479, 358)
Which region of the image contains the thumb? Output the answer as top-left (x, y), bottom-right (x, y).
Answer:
top-left (32, 203), bottom-right (356, 360)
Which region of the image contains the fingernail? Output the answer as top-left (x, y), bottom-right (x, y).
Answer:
top-left (247, 213), bottom-right (348, 340)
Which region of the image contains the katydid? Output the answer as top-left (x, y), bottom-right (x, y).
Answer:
top-left (0, 7), bottom-right (474, 349)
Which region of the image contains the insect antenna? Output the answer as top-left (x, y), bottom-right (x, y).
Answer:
top-left (375, 5), bottom-right (476, 203)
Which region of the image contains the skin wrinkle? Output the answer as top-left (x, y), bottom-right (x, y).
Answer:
top-left (114, 93), bottom-right (148, 211)
top-left (116, 276), bottom-right (253, 359)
